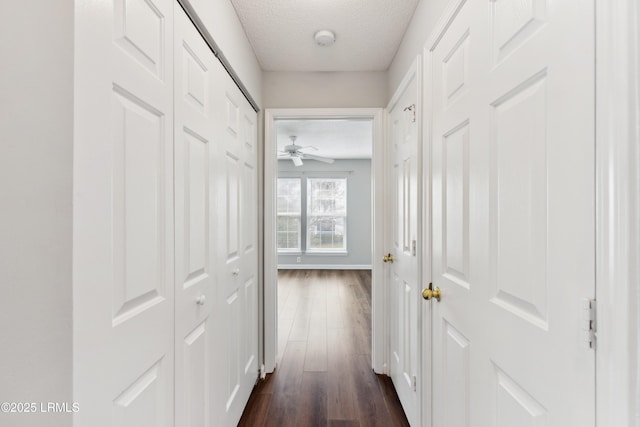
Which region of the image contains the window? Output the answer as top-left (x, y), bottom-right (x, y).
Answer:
top-left (277, 177), bottom-right (348, 253)
top-left (276, 178), bottom-right (301, 251)
top-left (307, 178), bottom-right (347, 251)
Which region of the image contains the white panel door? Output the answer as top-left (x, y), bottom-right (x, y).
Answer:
top-left (217, 73), bottom-right (259, 426)
top-left (174, 6), bottom-right (221, 426)
top-left (73, 0), bottom-right (174, 425)
top-left (428, 0), bottom-right (595, 425)
top-left (388, 60), bottom-right (421, 427)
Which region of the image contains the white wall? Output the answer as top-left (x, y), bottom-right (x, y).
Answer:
top-left (186, 0), bottom-right (263, 107)
top-left (0, 1), bottom-right (73, 426)
top-left (388, 0), bottom-right (450, 94)
top-left (263, 71), bottom-right (388, 108)
top-left (277, 160), bottom-right (372, 268)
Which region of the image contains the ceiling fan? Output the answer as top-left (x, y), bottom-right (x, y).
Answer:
top-left (278, 136), bottom-right (335, 167)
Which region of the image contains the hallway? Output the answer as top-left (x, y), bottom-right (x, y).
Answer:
top-left (238, 270), bottom-right (409, 426)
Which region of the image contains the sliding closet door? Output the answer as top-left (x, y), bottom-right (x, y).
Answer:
top-left (218, 69), bottom-right (259, 426)
top-left (73, 0), bottom-right (175, 425)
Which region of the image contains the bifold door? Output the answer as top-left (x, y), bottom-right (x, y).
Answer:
top-left (74, 0), bottom-right (175, 424)
top-left (174, 6), bottom-right (259, 425)
top-left (74, 1), bottom-right (259, 425)
top-left (174, 6), bottom-right (219, 426)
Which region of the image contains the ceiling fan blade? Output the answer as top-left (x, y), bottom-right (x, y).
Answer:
top-left (297, 145), bottom-right (318, 151)
top-left (292, 156), bottom-right (304, 167)
top-left (302, 153), bottom-right (334, 164)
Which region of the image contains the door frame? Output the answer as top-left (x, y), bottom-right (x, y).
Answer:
top-left (263, 108), bottom-right (386, 374)
top-left (595, 0), bottom-right (640, 425)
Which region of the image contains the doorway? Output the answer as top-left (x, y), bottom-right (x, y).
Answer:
top-left (263, 108), bottom-right (386, 374)
top-left (275, 117), bottom-right (373, 369)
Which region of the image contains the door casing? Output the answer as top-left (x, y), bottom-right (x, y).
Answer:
top-left (595, 0), bottom-right (640, 425)
top-left (263, 108), bottom-right (386, 374)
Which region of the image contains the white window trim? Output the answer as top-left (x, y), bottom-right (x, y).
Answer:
top-left (304, 250), bottom-right (349, 256)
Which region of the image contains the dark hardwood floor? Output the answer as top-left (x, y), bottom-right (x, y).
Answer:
top-left (238, 270), bottom-right (410, 427)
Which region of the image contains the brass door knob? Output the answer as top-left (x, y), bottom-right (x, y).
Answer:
top-left (383, 253), bottom-right (394, 263)
top-left (422, 287), bottom-right (441, 301)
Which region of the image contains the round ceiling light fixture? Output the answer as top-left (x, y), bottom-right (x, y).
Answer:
top-left (314, 30), bottom-right (336, 47)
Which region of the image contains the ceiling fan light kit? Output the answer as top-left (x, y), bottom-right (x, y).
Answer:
top-left (279, 135), bottom-right (335, 167)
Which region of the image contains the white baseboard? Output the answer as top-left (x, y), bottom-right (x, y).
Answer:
top-left (277, 264), bottom-right (372, 270)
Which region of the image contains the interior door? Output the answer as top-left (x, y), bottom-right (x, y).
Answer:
top-left (387, 60), bottom-right (421, 427)
top-left (73, 0), bottom-right (175, 425)
top-left (218, 72), bottom-right (259, 426)
top-left (174, 6), bottom-right (219, 426)
top-left (428, 0), bottom-right (595, 425)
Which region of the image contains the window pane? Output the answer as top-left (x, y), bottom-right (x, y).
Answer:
top-left (277, 178), bottom-right (301, 251)
top-left (277, 178), bottom-right (301, 214)
top-left (277, 216), bottom-right (300, 250)
top-left (308, 178), bottom-right (346, 215)
top-left (308, 216), bottom-right (345, 250)
top-left (307, 178), bottom-right (347, 251)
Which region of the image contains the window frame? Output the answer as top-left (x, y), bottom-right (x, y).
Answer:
top-left (276, 174), bottom-right (349, 255)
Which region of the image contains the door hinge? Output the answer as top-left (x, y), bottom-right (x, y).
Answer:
top-left (412, 375), bottom-right (417, 392)
top-left (582, 298), bottom-right (596, 350)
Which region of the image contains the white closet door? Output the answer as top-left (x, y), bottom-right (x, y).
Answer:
top-left (173, 5), bottom-right (221, 426)
top-left (73, 0), bottom-right (174, 425)
top-left (217, 73), bottom-right (259, 426)
top-left (428, 0), bottom-right (595, 425)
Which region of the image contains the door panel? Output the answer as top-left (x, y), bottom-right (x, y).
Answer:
top-left (491, 73), bottom-right (548, 328)
top-left (74, 0), bottom-right (174, 424)
top-left (183, 323), bottom-right (208, 427)
top-left (442, 121), bottom-right (469, 288)
top-left (174, 6), bottom-right (217, 427)
top-left (388, 61), bottom-right (421, 426)
top-left (226, 152), bottom-right (240, 260)
top-left (113, 359), bottom-right (169, 427)
top-left (220, 83), bottom-right (259, 426)
top-left (441, 320), bottom-right (470, 427)
top-left (428, 0), bottom-right (595, 425)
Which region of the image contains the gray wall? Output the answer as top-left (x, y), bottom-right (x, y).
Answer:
top-left (0, 1), bottom-right (74, 426)
top-left (278, 159), bottom-right (372, 268)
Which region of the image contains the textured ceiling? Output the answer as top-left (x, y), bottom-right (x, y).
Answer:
top-left (276, 119), bottom-right (372, 159)
top-left (230, 0), bottom-right (420, 71)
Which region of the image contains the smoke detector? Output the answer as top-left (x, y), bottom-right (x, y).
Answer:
top-left (314, 30), bottom-right (336, 47)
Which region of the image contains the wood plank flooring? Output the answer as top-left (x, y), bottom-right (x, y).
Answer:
top-left (238, 270), bottom-right (409, 427)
